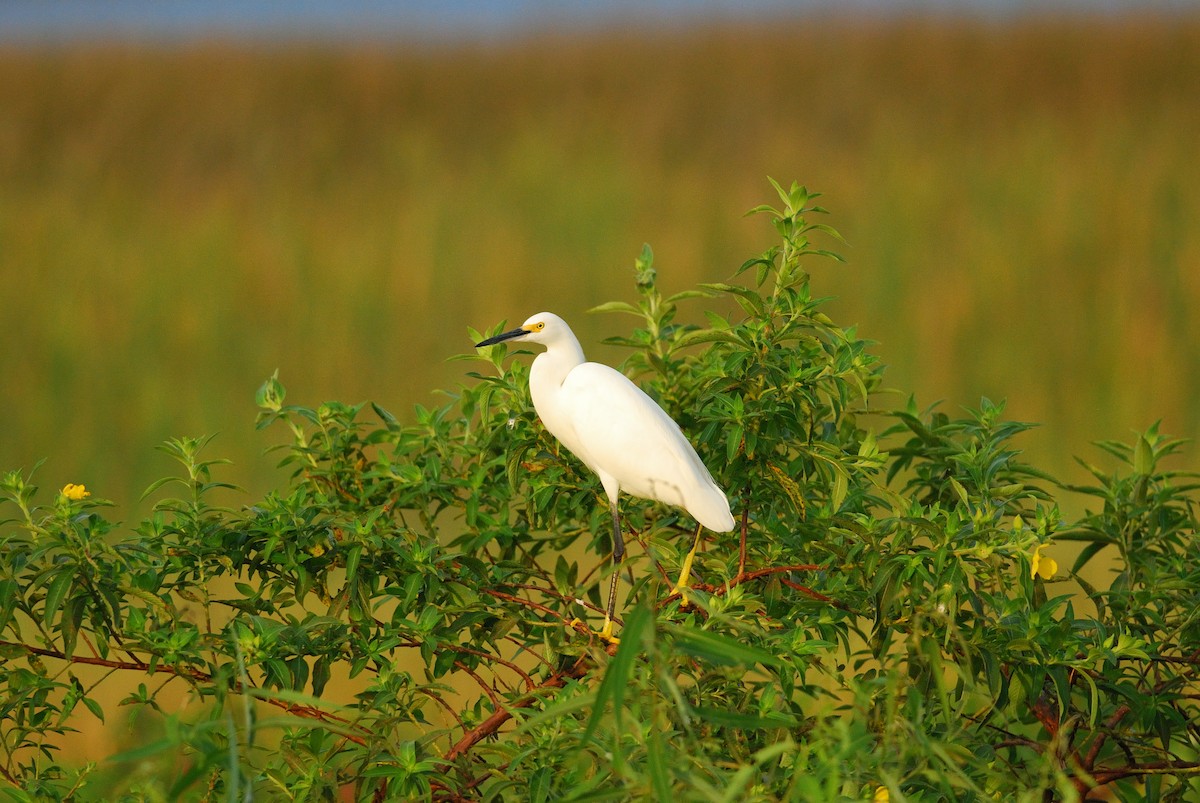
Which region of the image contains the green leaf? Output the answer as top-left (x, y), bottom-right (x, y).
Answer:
top-left (42, 571), bottom-right (74, 628)
top-left (588, 301), bottom-right (641, 316)
top-left (767, 176), bottom-right (789, 206)
top-left (0, 579), bottom-right (18, 632)
top-left (141, 475), bottom-right (185, 500)
top-left (82, 696), bottom-right (105, 722)
top-left (720, 740), bottom-right (795, 803)
top-left (830, 468), bottom-right (848, 512)
top-left (666, 289), bottom-right (712, 304)
top-left (667, 626), bottom-right (779, 667)
top-left (312, 656), bottom-right (332, 697)
top-left (1054, 529), bottom-right (1119, 544)
top-left (255, 370), bottom-right (285, 410)
top-left (528, 766), bottom-right (552, 803)
top-left (691, 706), bottom-right (799, 729)
top-left (1133, 433), bottom-right (1153, 475)
top-left (949, 477), bottom-right (970, 507)
top-left (699, 283), bottom-right (765, 315)
top-left (371, 402), bottom-right (398, 426)
top-left (580, 602), bottom-right (652, 750)
top-left (108, 735), bottom-right (180, 764)
top-left (676, 329), bottom-right (742, 349)
top-left (1071, 540), bottom-right (1110, 574)
top-left (646, 728), bottom-right (673, 799)
top-left (554, 791), bottom-right (628, 803)
top-left (516, 690), bottom-right (596, 734)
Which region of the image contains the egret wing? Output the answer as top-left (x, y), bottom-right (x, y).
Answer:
top-left (559, 363), bottom-right (731, 530)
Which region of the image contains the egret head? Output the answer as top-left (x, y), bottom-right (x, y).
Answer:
top-left (475, 312), bottom-right (569, 348)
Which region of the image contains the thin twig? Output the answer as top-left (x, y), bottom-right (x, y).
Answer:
top-left (502, 635), bottom-right (557, 671)
top-left (0, 638), bottom-right (364, 740)
top-left (1083, 704), bottom-right (1131, 771)
top-left (417, 687), bottom-right (467, 732)
top-left (369, 614), bottom-right (540, 692)
top-left (666, 562), bottom-right (833, 608)
top-left (1, 639), bottom-right (213, 683)
top-left (454, 661), bottom-right (501, 708)
top-left (480, 588), bottom-right (566, 621)
top-left (779, 577), bottom-right (841, 606)
top-left (446, 642), bottom-right (536, 692)
top-left (442, 655), bottom-right (590, 763)
top-left (627, 529), bottom-right (674, 586)
top-left (995, 738), bottom-right (1045, 753)
top-left (739, 563), bottom-right (821, 581)
top-left (507, 581), bottom-right (607, 617)
top-left (1090, 761), bottom-right (1200, 787)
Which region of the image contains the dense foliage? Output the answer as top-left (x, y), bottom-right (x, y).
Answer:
top-left (2, 182), bottom-right (1198, 801)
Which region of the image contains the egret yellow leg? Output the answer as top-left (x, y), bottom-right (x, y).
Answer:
top-left (671, 524), bottom-right (705, 606)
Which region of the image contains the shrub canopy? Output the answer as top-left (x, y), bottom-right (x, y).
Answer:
top-left (2, 181), bottom-right (1198, 801)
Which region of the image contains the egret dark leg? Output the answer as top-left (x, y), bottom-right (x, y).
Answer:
top-left (671, 523), bottom-right (705, 605)
top-left (600, 499), bottom-right (624, 642)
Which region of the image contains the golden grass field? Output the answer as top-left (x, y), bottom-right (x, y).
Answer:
top-left (2, 13), bottom-right (1199, 515)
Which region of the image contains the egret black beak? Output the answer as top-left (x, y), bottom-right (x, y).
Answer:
top-left (475, 326), bottom-right (529, 348)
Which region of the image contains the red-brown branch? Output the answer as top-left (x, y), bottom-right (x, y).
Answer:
top-left (739, 563), bottom-right (822, 582)
top-left (994, 737), bottom-right (1045, 753)
top-left (371, 614), bottom-right (539, 692)
top-left (1069, 651), bottom-right (1200, 797)
top-left (671, 562), bottom-right (828, 605)
top-left (503, 635), bottom-right (557, 671)
top-left (1030, 694), bottom-right (1060, 739)
top-left (1, 639), bottom-right (213, 683)
top-left (0, 639), bottom-right (364, 742)
top-left (480, 588), bottom-right (568, 622)
top-left (779, 577), bottom-right (839, 605)
top-left (443, 655), bottom-right (590, 762)
top-left (507, 582), bottom-right (607, 617)
top-left (628, 529), bottom-right (674, 587)
top-left (1082, 704), bottom-right (1131, 773)
top-left (447, 643), bottom-right (536, 692)
top-left (454, 660), bottom-right (501, 708)
top-left (1088, 761), bottom-right (1200, 788)
top-left (417, 687), bottom-right (466, 731)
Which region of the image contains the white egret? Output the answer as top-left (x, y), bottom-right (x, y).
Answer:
top-left (475, 312), bottom-right (735, 640)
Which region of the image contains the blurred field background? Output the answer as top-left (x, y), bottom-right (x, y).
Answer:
top-left (2, 10), bottom-right (1199, 519)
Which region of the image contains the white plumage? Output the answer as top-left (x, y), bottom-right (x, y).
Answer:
top-left (476, 311), bottom-right (734, 639)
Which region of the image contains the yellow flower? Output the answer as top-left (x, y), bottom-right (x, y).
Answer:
top-left (873, 786), bottom-right (890, 802)
top-left (1031, 543), bottom-right (1058, 580)
top-left (61, 483), bottom-right (91, 501)
top-left (308, 543), bottom-right (327, 558)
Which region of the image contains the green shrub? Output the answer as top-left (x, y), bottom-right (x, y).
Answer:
top-left (2, 181), bottom-right (1197, 801)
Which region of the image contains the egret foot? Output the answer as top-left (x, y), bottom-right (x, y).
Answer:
top-left (670, 582), bottom-right (692, 608)
top-left (597, 617), bottom-right (620, 645)
top-left (671, 523), bottom-right (703, 608)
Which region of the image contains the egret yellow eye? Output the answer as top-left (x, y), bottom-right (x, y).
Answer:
top-left (533, 322), bottom-right (545, 331)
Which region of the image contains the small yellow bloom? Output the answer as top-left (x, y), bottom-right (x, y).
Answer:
top-left (1031, 543), bottom-right (1058, 580)
top-left (873, 786), bottom-right (890, 802)
top-left (308, 544), bottom-right (327, 558)
top-left (61, 483), bottom-right (90, 501)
